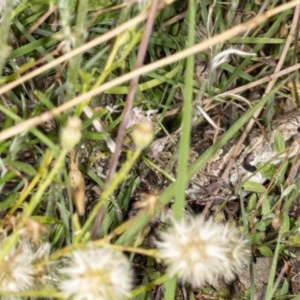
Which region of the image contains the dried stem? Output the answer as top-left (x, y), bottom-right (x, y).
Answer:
top-left (92, 0), bottom-right (159, 239)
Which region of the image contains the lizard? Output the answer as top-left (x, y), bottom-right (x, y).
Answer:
top-left (148, 108), bottom-right (300, 203)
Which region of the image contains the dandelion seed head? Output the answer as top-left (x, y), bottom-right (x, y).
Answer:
top-left (0, 231), bottom-right (54, 299)
top-left (157, 216), bottom-right (249, 287)
top-left (0, 236), bottom-right (34, 298)
top-left (60, 247), bottom-right (133, 300)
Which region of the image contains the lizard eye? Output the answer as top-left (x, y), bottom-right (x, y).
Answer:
top-left (297, 127), bottom-right (300, 133)
top-left (242, 156), bottom-right (257, 172)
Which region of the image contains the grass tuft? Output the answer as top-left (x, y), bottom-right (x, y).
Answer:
top-left (0, 0), bottom-right (300, 299)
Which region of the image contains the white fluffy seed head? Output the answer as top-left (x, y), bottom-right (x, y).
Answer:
top-left (0, 237), bottom-right (34, 298)
top-left (59, 247), bottom-right (133, 300)
top-left (157, 215), bottom-right (249, 287)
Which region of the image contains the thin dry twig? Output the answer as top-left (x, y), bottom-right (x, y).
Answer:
top-left (291, 7), bottom-right (300, 106)
top-left (90, 3), bottom-right (128, 21)
top-left (0, 0), bottom-right (299, 141)
top-left (1, 59), bottom-right (300, 146)
top-left (29, 5), bottom-right (57, 33)
top-left (92, 0), bottom-right (159, 239)
top-left (106, 0), bottom-right (159, 184)
top-left (203, 63), bottom-right (300, 106)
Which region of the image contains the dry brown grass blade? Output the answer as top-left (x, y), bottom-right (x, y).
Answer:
top-left (92, 0), bottom-right (159, 239)
top-left (106, 0), bottom-right (159, 183)
top-left (203, 63), bottom-right (300, 106)
top-left (28, 5), bottom-right (57, 33)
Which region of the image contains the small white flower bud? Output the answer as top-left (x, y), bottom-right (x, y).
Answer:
top-left (131, 120), bottom-right (153, 150)
top-left (271, 215), bottom-right (281, 232)
top-left (60, 117), bottom-right (82, 151)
